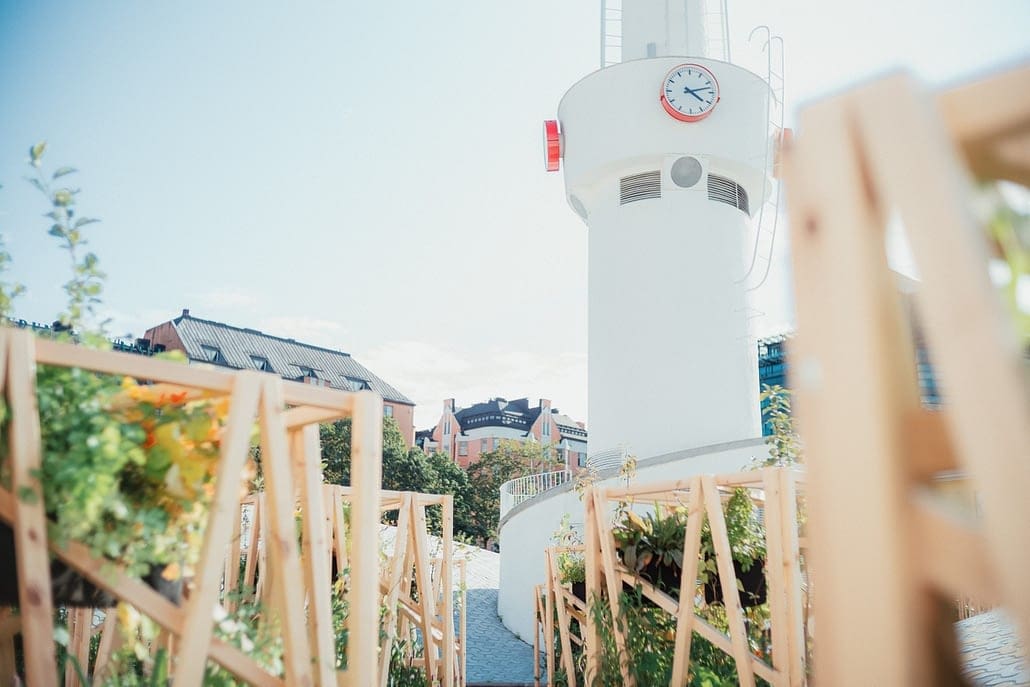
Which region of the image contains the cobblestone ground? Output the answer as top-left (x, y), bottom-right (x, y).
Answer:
top-left (959, 610), bottom-right (1029, 686)
top-left (458, 547), bottom-right (539, 685)
top-left (379, 526), bottom-right (541, 685)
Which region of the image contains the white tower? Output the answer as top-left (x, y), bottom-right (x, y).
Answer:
top-left (545, 1), bottom-right (777, 462)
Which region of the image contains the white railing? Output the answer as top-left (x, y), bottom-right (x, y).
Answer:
top-left (499, 469), bottom-right (572, 519)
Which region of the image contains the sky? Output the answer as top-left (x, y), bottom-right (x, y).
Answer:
top-left (1, 1), bottom-right (1027, 429)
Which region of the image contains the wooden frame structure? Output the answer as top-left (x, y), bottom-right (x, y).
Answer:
top-left (576, 467), bottom-right (806, 687)
top-left (783, 64), bottom-right (1030, 685)
top-left (229, 487), bottom-right (464, 686)
top-left (0, 329), bottom-right (383, 687)
top-left (537, 545), bottom-right (589, 686)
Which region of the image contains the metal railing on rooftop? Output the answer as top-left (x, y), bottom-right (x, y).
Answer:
top-left (499, 469), bottom-right (572, 519)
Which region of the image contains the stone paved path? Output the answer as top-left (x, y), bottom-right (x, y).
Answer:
top-left (959, 610), bottom-right (1029, 686)
top-left (378, 526), bottom-right (540, 685)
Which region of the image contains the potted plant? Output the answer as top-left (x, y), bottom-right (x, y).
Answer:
top-left (551, 514), bottom-right (587, 601)
top-left (612, 507), bottom-right (687, 597)
top-left (700, 488), bottom-right (767, 609)
top-left (557, 553), bottom-right (587, 602)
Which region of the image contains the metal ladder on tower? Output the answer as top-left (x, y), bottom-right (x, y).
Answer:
top-left (740, 25), bottom-right (786, 293)
top-left (600, 0), bottom-right (623, 68)
top-left (703, 0), bottom-right (732, 62)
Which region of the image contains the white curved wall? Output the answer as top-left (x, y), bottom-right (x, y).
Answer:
top-left (497, 438), bottom-right (770, 644)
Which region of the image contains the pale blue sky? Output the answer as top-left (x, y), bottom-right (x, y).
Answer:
top-left (1, 1), bottom-right (1027, 428)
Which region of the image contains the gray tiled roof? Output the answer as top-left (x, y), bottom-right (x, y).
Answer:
top-left (172, 315), bottom-right (413, 405)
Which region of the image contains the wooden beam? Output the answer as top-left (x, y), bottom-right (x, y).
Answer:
top-left (348, 391), bottom-right (384, 687)
top-left (854, 71), bottom-right (1030, 650)
top-left (670, 476), bottom-right (704, 686)
top-left (701, 475), bottom-right (756, 687)
top-left (176, 372), bottom-right (261, 685)
top-left (5, 330), bottom-right (57, 687)
top-left (258, 377), bottom-right (315, 687)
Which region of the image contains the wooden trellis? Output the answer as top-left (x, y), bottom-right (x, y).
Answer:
top-left (229, 486), bottom-right (465, 687)
top-left (537, 545), bottom-right (588, 686)
top-left (578, 467), bottom-right (807, 687)
top-left (0, 329), bottom-right (383, 687)
top-left (783, 64), bottom-right (1030, 685)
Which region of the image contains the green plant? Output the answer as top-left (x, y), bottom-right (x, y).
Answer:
top-left (0, 145), bottom-right (230, 592)
top-left (755, 384), bottom-right (801, 468)
top-left (612, 508), bottom-right (686, 575)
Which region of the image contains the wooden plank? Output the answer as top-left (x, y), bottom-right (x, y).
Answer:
top-left (937, 64), bottom-right (1030, 185)
top-left (92, 610), bottom-right (120, 683)
top-left (283, 405), bottom-right (347, 430)
top-left (409, 497), bottom-right (438, 683)
top-left (379, 495), bottom-right (412, 687)
top-left (441, 496), bottom-right (455, 687)
top-left (533, 585), bottom-right (542, 687)
top-left (295, 426), bottom-right (338, 687)
top-left (911, 488), bottom-right (997, 604)
top-left (176, 372), bottom-right (262, 686)
top-left (670, 477), bottom-right (703, 686)
top-left (778, 470), bottom-right (806, 686)
top-left (348, 391), bottom-right (383, 687)
top-left (761, 469), bottom-right (788, 686)
top-left (459, 559), bottom-right (467, 687)
top-left (0, 610), bottom-right (16, 685)
top-left (543, 550), bottom-right (556, 687)
top-left (853, 72), bottom-right (1030, 650)
top-left (592, 491), bottom-right (633, 687)
top-left (5, 330), bottom-right (57, 687)
top-left (548, 550), bottom-right (577, 681)
top-left (701, 475), bottom-right (756, 687)
top-left (224, 494), bottom-right (244, 612)
top-left (258, 377), bottom-right (315, 687)
top-left (582, 487), bottom-right (601, 680)
top-left (905, 409), bottom-right (959, 479)
top-left (784, 89), bottom-right (928, 687)
top-left (34, 337), bottom-right (235, 392)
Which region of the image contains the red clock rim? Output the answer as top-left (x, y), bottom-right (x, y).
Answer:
top-left (659, 63), bottom-right (720, 122)
top-left (544, 120), bottom-right (561, 172)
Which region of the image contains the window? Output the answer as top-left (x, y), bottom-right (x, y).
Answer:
top-left (384, 405), bottom-right (393, 418)
top-left (250, 355), bottom-right (273, 372)
top-left (444, 419), bottom-right (451, 435)
top-left (578, 453), bottom-right (586, 467)
top-left (200, 345), bottom-right (227, 365)
top-left (542, 419), bottom-right (551, 437)
top-left (458, 442), bottom-right (468, 456)
top-left (344, 376), bottom-right (369, 391)
top-left (480, 439), bottom-right (487, 452)
top-left (493, 438), bottom-right (500, 450)
top-left (298, 365), bottom-right (318, 379)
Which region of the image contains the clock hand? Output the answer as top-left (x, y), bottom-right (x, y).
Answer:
top-left (682, 86), bottom-right (706, 102)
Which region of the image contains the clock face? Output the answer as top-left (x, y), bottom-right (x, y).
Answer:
top-left (660, 64), bottom-right (720, 122)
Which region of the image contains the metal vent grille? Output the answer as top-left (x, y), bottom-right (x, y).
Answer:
top-left (620, 170), bottom-right (662, 204)
top-left (707, 174), bottom-right (750, 215)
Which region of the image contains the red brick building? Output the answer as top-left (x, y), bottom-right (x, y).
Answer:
top-left (144, 310), bottom-right (416, 445)
top-left (416, 397), bottom-right (588, 471)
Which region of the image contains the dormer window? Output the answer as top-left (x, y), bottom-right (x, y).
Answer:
top-left (250, 355), bottom-right (273, 372)
top-left (200, 344), bottom-right (227, 365)
top-left (298, 365), bottom-right (318, 379)
top-left (344, 376), bottom-right (370, 391)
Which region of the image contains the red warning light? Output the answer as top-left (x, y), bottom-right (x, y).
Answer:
top-left (543, 120), bottom-right (561, 172)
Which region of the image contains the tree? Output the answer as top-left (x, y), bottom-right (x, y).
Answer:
top-left (321, 416), bottom-right (433, 491)
top-left (463, 440), bottom-right (563, 548)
